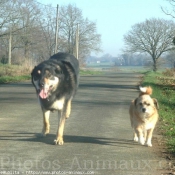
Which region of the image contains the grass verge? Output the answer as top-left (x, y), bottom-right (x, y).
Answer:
top-left (0, 67), bottom-right (102, 84)
top-left (0, 75), bottom-right (31, 84)
top-left (80, 69), bottom-right (102, 75)
top-left (142, 70), bottom-right (175, 153)
top-left (0, 64), bottom-right (31, 84)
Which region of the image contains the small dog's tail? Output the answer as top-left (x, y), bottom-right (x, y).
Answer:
top-left (139, 86), bottom-right (152, 96)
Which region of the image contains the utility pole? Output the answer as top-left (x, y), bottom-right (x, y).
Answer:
top-left (76, 23), bottom-right (79, 60)
top-left (54, 4), bottom-right (59, 54)
top-left (8, 28), bottom-right (12, 65)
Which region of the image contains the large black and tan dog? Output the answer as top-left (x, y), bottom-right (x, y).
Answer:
top-left (31, 52), bottom-right (79, 145)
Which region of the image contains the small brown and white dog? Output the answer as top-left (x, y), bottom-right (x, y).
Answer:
top-left (129, 86), bottom-right (159, 147)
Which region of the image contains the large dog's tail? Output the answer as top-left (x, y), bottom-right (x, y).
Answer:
top-left (139, 86), bottom-right (152, 96)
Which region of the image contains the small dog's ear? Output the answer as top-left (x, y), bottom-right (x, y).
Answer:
top-left (134, 98), bottom-right (137, 106)
top-left (153, 98), bottom-right (159, 109)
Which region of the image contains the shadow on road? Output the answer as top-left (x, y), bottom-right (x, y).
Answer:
top-left (80, 83), bottom-right (137, 90)
top-left (0, 132), bottom-right (137, 148)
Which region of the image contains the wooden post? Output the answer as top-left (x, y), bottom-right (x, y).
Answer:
top-left (8, 29), bottom-right (11, 65)
top-left (54, 4), bottom-right (59, 54)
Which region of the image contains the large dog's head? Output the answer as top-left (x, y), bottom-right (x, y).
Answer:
top-left (31, 61), bottom-right (62, 99)
top-left (134, 86), bottom-right (159, 119)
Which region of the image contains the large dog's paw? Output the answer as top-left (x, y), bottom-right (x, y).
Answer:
top-left (42, 127), bottom-right (50, 136)
top-left (54, 137), bottom-right (64, 145)
top-left (36, 130), bottom-right (49, 138)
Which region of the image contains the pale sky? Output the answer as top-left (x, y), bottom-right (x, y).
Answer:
top-left (38, 0), bottom-right (173, 57)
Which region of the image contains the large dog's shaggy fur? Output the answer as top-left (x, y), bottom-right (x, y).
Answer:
top-left (31, 52), bottom-right (79, 145)
top-left (129, 86), bottom-right (159, 147)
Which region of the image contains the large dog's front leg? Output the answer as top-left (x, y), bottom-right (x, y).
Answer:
top-left (54, 100), bottom-right (71, 145)
top-left (54, 111), bottom-right (66, 145)
top-left (42, 108), bottom-right (50, 136)
top-left (65, 100), bottom-right (71, 119)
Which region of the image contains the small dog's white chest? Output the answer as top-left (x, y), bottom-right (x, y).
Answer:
top-left (50, 98), bottom-right (65, 110)
top-left (145, 121), bottom-right (154, 130)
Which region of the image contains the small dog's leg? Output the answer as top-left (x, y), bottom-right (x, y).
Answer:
top-left (42, 109), bottom-right (50, 136)
top-left (133, 132), bottom-right (138, 142)
top-left (139, 135), bottom-right (145, 145)
top-left (146, 129), bottom-right (153, 147)
top-left (136, 129), bottom-right (145, 145)
top-left (144, 130), bottom-right (147, 142)
top-left (54, 112), bottom-right (66, 145)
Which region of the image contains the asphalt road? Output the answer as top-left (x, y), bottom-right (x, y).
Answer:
top-left (0, 71), bottom-right (168, 175)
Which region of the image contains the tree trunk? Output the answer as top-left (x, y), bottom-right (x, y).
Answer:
top-left (24, 42), bottom-right (29, 61)
top-left (153, 58), bottom-right (157, 72)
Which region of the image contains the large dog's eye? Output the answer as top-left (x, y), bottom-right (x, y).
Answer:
top-left (33, 70), bottom-right (41, 80)
top-left (147, 103), bottom-right (150, 106)
top-left (139, 102), bottom-right (142, 106)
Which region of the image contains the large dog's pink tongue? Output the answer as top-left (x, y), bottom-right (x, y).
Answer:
top-left (39, 89), bottom-right (49, 99)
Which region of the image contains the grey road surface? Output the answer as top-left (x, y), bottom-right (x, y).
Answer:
top-left (0, 72), bottom-right (167, 175)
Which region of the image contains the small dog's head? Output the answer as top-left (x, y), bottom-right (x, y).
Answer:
top-left (31, 62), bottom-right (62, 99)
top-left (134, 86), bottom-right (159, 118)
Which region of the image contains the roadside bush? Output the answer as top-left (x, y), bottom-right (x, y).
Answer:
top-left (162, 68), bottom-right (175, 77)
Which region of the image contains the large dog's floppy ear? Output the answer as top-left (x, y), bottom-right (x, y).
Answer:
top-left (153, 98), bottom-right (159, 109)
top-left (134, 98), bottom-right (137, 106)
top-left (31, 66), bottom-right (36, 76)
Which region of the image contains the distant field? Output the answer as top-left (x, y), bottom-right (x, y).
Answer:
top-left (86, 64), bottom-right (151, 72)
top-left (86, 62), bottom-right (114, 67)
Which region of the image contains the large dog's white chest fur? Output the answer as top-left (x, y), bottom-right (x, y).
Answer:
top-left (39, 97), bottom-right (65, 111)
top-left (50, 97), bottom-right (65, 110)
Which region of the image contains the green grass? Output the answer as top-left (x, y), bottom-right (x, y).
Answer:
top-left (0, 75), bottom-right (31, 84)
top-left (0, 67), bottom-right (102, 84)
top-left (0, 64), bottom-right (31, 84)
top-left (142, 71), bottom-right (175, 153)
top-left (80, 69), bottom-right (102, 75)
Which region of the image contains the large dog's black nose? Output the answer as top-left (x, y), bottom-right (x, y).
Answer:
top-left (142, 108), bottom-right (146, 113)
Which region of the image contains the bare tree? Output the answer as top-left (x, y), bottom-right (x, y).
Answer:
top-left (0, 0), bottom-right (44, 64)
top-left (59, 4), bottom-right (101, 63)
top-left (161, 0), bottom-right (175, 18)
top-left (0, 0), bottom-right (17, 37)
top-left (0, 1), bottom-right (101, 66)
top-left (123, 18), bottom-right (175, 71)
top-left (17, 0), bottom-right (43, 60)
top-left (59, 4), bottom-right (80, 54)
top-left (79, 18), bottom-right (101, 62)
